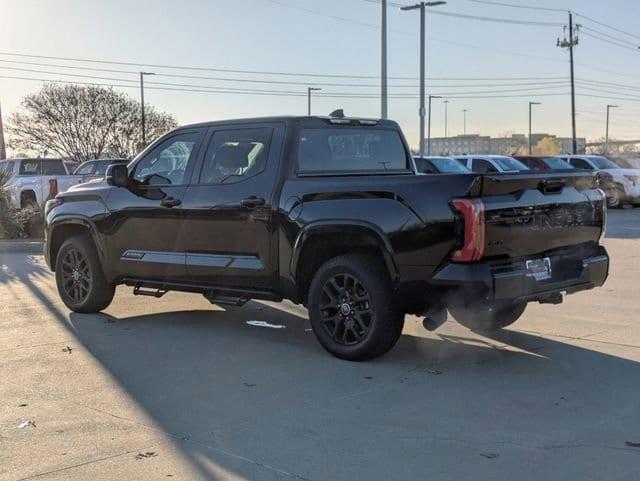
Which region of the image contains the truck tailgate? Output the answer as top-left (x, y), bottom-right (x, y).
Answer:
top-left (476, 172), bottom-right (605, 259)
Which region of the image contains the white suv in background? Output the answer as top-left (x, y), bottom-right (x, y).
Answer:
top-left (453, 155), bottom-right (530, 173)
top-left (559, 155), bottom-right (640, 208)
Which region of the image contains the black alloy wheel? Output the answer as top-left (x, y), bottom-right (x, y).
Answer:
top-left (319, 273), bottom-right (372, 346)
top-left (60, 247), bottom-right (92, 304)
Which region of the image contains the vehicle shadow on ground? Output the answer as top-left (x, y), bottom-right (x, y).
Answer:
top-left (6, 254), bottom-right (640, 480)
top-left (66, 303), bottom-right (640, 480)
top-left (605, 209), bottom-right (640, 239)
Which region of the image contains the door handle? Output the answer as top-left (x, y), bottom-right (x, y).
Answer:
top-left (160, 197), bottom-right (181, 208)
top-left (241, 196), bottom-right (266, 208)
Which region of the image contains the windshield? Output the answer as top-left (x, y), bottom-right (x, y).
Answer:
top-left (0, 161), bottom-right (15, 176)
top-left (543, 157), bottom-right (575, 169)
top-left (493, 157), bottom-right (529, 171)
top-left (298, 128), bottom-right (409, 173)
top-left (588, 156), bottom-right (620, 169)
top-left (429, 157), bottom-right (470, 173)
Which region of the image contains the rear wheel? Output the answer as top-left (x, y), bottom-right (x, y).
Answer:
top-left (308, 254), bottom-right (404, 361)
top-left (607, 188), bottom-right (622, 209)
top-left (449, 301), bottom-right (526, 332)
top-left (55, 236), bottom-right (115, 313)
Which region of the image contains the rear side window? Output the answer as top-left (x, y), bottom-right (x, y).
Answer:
top-left (472, 159), bottom-right (497, 173)
top-left (298, 128), bottom-right (408, 173)
top-left (199, 128), bottom-right (271, 184)
top-left (19, 160), bottom-right (41, 175)
top-left (42, 160), bottom-right (67, 175)
top-left (570, 158), bottom-right (592, 169)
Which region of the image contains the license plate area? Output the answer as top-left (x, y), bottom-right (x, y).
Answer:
top-left (526, 257), bottom-right (552, 281)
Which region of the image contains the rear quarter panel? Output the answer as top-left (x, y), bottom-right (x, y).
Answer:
top-left (279, 174), bottom-right (480, 281)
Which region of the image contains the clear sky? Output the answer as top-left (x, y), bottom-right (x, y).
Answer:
top-left (1, 0), bottom-right (639, 153)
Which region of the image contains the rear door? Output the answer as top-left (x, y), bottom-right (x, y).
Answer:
top-left (180, 122), bottom-right (285, 290)
top-left (106, 128), bottom-right (206, 281)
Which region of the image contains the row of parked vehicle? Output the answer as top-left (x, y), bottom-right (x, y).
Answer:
top-left (415, 154), bottom-right (640, 208)
top-left (0, 157), bottom-right (128, 208)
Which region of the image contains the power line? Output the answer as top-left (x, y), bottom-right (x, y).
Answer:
top-left (0, 59), bottom-right (570, 89)
top-left (581, 31), bottom-right (640, 53)
top-left (580, 25), bottom-right (640, 48)
top-left (574, 12), bottom-right (640, 42)
top-left (463, 0), bottom-right (566, 13)
top-left (0, 74), bottom-right (572, 100)
top-left (0, 52), bottom-right (575, 82)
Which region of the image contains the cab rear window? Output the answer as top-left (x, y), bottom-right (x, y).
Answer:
top-left (298, 128), bottom-right (409, 173)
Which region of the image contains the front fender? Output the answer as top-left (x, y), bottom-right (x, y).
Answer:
top-left (290, 220), bottom-right (400, 282)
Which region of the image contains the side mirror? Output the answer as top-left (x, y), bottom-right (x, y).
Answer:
top-left (106, 164), bottom-right (129, 187)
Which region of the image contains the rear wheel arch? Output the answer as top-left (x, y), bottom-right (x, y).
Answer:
top-left (20, 190), bottom-right (37, 208)
top-left (291, 223), bottom-right (399, 303)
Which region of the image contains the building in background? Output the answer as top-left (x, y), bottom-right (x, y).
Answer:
top-left (428, 133), bottom-right (586, 156)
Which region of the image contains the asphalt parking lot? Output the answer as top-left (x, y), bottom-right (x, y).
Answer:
top-left (1, 209), bottom-right (640, 481)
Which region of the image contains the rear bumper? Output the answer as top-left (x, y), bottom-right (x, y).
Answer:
top-left (431, 245), bottom-right (609, 303)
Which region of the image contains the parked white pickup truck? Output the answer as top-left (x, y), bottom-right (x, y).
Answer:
top-left (0, 158), bottom-right (84, 208)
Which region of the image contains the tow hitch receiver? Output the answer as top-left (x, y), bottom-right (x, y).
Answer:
top-left (539, 292), bottom-right (564, 305)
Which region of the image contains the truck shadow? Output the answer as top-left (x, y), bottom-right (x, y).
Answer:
top-left (4, 253), bottom-right (640, 480)
top-left (605, 209), bottom-right (640, 239)
top-left (67, 301), bottom-right (640, 480)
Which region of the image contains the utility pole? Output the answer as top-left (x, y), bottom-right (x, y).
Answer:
top-left (307, 87), bottom-right (322, 116)
top-left (381, 0), bottom-right (388, 119)
top-left (0, 100), bottom-right (6, 160)
top-left (444, 99), bottom-right (449, 138)
top-left (139, 72), bottom-right (155, 148)
top-left (557, 12), bottom-right (579, 154)
top-left (427, 95), bottom-right (441, 156)
top-left (528, 101), bottom-right (541, 154)
top-left (463, 109), bottom-right (468, 136)
top-left (605, 104), bottom-right (618, 151)
top-left (401, 1), bottom-right (446, 157)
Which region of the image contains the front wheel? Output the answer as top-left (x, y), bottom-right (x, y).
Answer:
top-left (308, 254), bottom-right (404, 361)
top-left (606, 188), bottom-right (622, 209)
top-left (55, 236), bottom-right (115, 313)
top-left (449, 301), bottom-right (526, 332)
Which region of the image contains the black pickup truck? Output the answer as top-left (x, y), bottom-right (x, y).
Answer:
top-left (44, 115), bottom-right (609, 360)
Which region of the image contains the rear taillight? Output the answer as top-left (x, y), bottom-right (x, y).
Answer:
top-left (451, 198), bottom-right (485, 262)
top-left (48, 178), bottom-right (59, 197)
top-left (585, 188), bottom-right (607, 242)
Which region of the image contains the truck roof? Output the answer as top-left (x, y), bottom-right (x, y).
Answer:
top-left (177, 115), bottom-right (401, 130)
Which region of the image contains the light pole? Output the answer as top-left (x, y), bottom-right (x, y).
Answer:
top-left (605, 104), bottom-right (619, 151)
top-left (139, 71), bottom-right (155, 148)
top-left (307, 87), bottom-right (322, 116)
top-left (529, 101), bottom-right (541, 154)
top-left (427, 95), bottom-right (442, 156)
top-left (443, 99), bottom-right (449, 138)
top-left (401, 1), bottom-right (446, 157)
top-left (463, 109), bottom-right (468, 136)
top-left (381, 0), bottom-right (388, 119)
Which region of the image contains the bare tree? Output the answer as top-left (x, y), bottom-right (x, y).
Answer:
top-left (533, 136), bottom-right (562, 156)
top-left (7, 84), bottom-right (177, 161)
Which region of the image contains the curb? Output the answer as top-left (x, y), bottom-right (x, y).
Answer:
top-left (0, 240), bottom-right (44, 254)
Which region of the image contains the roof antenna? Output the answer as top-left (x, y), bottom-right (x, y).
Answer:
top-left (329, 109), bottom-right (345, 118)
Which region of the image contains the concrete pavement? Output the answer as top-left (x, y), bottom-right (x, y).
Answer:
top-left (1, 210), bottom-right (639, 480)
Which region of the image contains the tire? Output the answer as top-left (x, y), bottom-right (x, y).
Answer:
top-left (308, 254), bottom-right (404, 361)
top-left (449, 301), bottom-right (527, 332)
top-left (606, 188), bottom-right (622, 209)
top-left (55, 235), bottom-right (115, 313)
